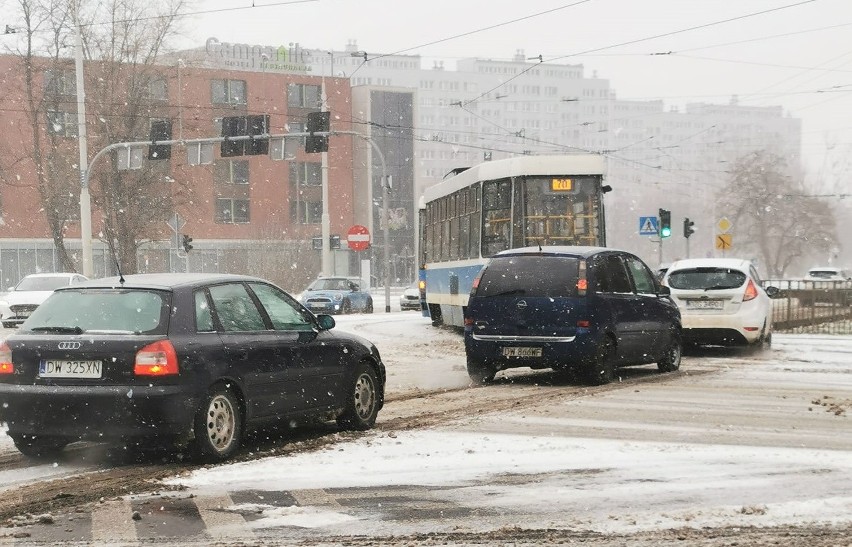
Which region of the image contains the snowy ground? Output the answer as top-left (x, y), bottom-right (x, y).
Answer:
top-left (160, 316), bottom-right (852, 536)
top-left (2, 314), bottom-right (850, 539)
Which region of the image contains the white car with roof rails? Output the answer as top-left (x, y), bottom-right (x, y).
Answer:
top-left (662, 258), bottom-right (780, 348)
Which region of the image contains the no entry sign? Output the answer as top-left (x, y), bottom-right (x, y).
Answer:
top-left (347, 224), bottom-right (371, 251)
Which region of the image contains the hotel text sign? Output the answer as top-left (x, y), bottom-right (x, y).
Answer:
top-left (205, 37), bottom-right (316, 73)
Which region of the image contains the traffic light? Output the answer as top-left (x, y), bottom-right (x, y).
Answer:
top-left (148, 119), bottom-right (172, 160)
top-left (305, 111), bottom-right (330, 153)
top-left (221, 115), bottom-right (270, 157)
top-left (182, 234), bottom-right (193, 252)
top-left (659, 208), bottom-right (672, 238)
top-left (683, 217), bottom-right (695, 239)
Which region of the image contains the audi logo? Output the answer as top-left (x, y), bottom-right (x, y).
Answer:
top-left (57, 342), bottom-right (82, 350)
top-left (516, 300), bottom-right (528, 310)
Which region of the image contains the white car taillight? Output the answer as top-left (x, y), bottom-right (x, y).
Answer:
top-left (743, 279), bottom-right (759, 302)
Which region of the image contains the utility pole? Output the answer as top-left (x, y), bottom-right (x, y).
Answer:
top-left (73, 6), bottom-right (93, 278)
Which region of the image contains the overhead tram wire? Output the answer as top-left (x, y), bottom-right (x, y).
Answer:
top-left (461, 0), bottom-right (819, 107)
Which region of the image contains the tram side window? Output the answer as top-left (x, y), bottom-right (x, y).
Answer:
top-left (482, 179), bottom-right (512, 257)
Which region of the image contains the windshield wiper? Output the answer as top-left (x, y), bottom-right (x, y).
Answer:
top-left (487, 289), bottom-right (527, 297)
top-left (703, 285), bottom-right (735, 291)
top-left (29, 326), bottom-right (84, 334)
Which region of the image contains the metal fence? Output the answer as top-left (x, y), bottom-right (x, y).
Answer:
top-left (765, 279), bottom-right (852, 335)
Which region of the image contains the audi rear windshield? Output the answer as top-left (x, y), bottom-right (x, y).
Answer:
top-left (476, 256), bottom-right (580, 298)
top-left (20, 289), bottom-right (171, 335)
top-left (667, 268), bottom-right (747, 290)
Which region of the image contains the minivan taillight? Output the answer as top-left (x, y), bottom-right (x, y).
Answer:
top-left (743, 279), bottom-right (759, 302)
top-left (471, 271), bottom-right (484, 295)
top-left (577, 259), bottom-right (587, 296)
top-left (0, 342), bottom-right (13, 374)
top-left (134, 340), bottom-right (179, 376)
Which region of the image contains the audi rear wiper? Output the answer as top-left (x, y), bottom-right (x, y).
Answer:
top-left (29, 326), bottom-right (84, 334)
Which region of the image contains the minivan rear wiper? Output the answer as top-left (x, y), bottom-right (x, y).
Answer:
top-left (29, 326), bottom-right (84, 334)
top-left (487, 289), bottom-right (527, 297)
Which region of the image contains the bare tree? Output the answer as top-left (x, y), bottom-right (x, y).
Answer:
top-left (717, 150), bottom-right (839, 277)
top-left (1, 0), bottom-right (79, 272)
top-left (1, 0), bottom-right (186, 274)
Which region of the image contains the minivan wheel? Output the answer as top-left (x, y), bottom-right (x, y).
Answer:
top-left (365, 298), bottom-right (374, 314)
top-left (467, 358), bottom-right (497, 385)
top-left (586, 338), bottom-right (615, 385)
top-left (193, 387), bottom-right (242, 462)
top-left (657, 329), bottom-right (682, 373)
top-left (337, 362), bottom-right (380, 430)
top-left (11, 434), bottom-right (70, 459)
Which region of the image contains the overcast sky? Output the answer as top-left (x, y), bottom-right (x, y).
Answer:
top-left (180, 0), bottom-right (852, 176)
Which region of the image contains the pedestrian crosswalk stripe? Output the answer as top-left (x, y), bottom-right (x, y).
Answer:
top-left (195, 491), bottom-right (255, 541)
top-left (91, 499), bottom-right (139, 545)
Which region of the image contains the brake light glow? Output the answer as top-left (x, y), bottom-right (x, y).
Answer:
top-left (576, 320), bottom-right (590, 328)
top-left (743, 279), bottom-right (759, 302)
top-left (134, 340), bottom-right (179, 376)
top-left (0, 342), bottom-right (13, 375)
top-left (576, 279), bottom-right (588, 291)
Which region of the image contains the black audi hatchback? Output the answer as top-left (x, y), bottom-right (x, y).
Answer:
top-left (0, 273), bottom-right (385, 461)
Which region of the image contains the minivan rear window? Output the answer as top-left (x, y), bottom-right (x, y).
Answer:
top-left (476, 256), bottom-right (580, 298)
top-left (667, 268), bottom-right (747, 290)
top-left (21, 289), bottom-right (170, 335)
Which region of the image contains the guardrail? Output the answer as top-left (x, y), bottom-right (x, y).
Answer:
top-left (765, 279), bottom-right (852, 334)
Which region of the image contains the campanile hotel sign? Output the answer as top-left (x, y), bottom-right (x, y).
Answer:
top-left (204, 37), bottom-right (315, 73)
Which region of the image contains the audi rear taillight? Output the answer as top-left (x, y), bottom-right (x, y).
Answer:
top-left (134, 340), bottom-right (179, 376)
top-left (0, 342), bottom-right (13, 374)
top-left (743, 279), bottom-right (759, 302)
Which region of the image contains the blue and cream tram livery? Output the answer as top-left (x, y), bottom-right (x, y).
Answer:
top-left (419, 154), bottom-right (608, 327)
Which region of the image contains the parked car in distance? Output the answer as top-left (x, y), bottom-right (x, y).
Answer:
top-left (802, 266), bottom-right (852, 306)
top-left (805, 266), bottom-right (850, 281)
top-left (299, 276), bottom-right (374, 314)
top-left (399, 282), bottom-right (422, 311)
top-left (0, 273), bottom-right (386, 461)
top-left (464, 246), bottom-right (682, 386)
top-left (662, 258), bottom-right (779, 348)
top-left (0, 272), bottom-right (89, 328)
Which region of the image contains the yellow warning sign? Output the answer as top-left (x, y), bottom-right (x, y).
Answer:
top-left (715, 234), bottom-right (732, 250)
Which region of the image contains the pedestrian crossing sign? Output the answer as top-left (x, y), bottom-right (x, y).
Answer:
top-left (639, 216), bottom-right (659, 236)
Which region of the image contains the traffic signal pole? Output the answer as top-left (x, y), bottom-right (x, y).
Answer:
top-left (82, 128), bottom-right (393, 311)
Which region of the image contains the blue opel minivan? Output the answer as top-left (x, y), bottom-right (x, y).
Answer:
top-left (464, 246), bottom-right (682, 385)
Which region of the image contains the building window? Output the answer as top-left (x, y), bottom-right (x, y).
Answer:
top-left (214, 160), bottom-right (249, 184)
top-left (290, 200), bottom-right (322, 224)
top-left (147, 78), bottom-right (168, 101)
top-left (46, 110), bottom-right (78, 137)
top-left (44, 69), bottom-right (76, 96)
top-left (211, 79), bottom-right (247, 105)
top-left (289, 161), bottom-right (321, 187)
top-left (287, 83), bottom-right (320, 108)
top-left (187, 143), bottom-right (214, 165)
top-left (216, 198), bottom-right (250, 223)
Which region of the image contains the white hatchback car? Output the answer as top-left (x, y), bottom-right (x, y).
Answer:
top-left (662, 258), bottom-right (780, 348)
top-left (0, 272), bottom-right (89, 328)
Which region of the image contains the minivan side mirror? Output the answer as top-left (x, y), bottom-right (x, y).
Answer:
top-left (658, 285), bottom-right (671, 296)
top-left (765, 286), bottom-right (781, 298)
